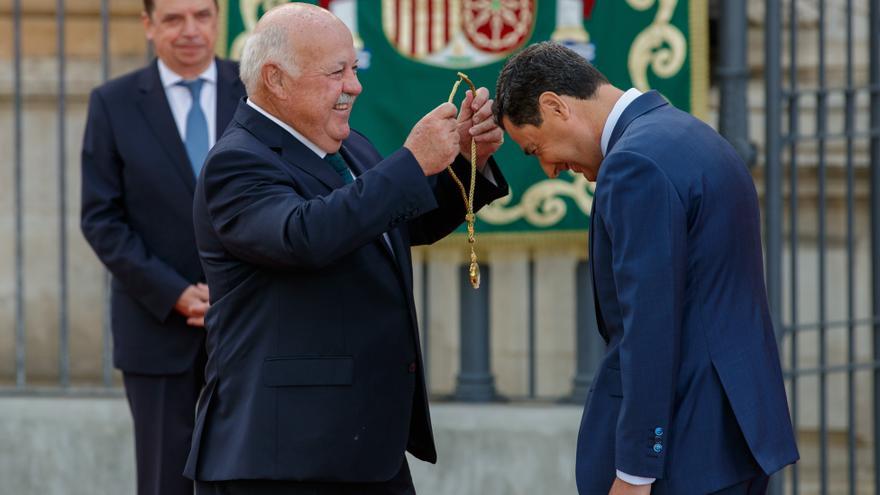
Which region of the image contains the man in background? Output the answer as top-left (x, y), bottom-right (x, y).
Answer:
top-left (80, 0), bottom-right (244, 493)
top-left (494, 42), bottom-right (798, 495)
top-left (185, 4), bottom-right (507, 494)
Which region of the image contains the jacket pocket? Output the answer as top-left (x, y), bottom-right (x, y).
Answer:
top-left (262, 355), bottom-right (354, 387)
top-left (602, 366), bottom-right (623, 398)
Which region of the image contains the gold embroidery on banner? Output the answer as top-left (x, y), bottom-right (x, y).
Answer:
top-left (477, 174), bottom-right (595, 227)
top-left (626, 0), bottom-right (687, 91)
top-left (551, 26), bottom-right (589, 44)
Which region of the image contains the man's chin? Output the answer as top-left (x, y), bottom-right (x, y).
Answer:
top-left (332, 126), bottom-right (351, 142)
top-left (172, 54), bottom-right (213, 70)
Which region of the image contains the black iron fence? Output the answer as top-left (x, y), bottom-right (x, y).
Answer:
top-left (764, 0), bottom-right (880, 493)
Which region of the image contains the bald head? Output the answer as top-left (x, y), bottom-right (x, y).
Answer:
top-left (239, 3), bottom-right (351, 96)
top-left (238, 2), bottom-right (362, 152)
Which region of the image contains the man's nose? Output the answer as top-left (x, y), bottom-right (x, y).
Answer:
top-left (345, 71), bottom-right (362, 96)
top-left (182, 15), bottom-right (199, 36)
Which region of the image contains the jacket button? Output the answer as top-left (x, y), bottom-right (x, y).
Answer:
top-left (653, 443), bottom-right (663, 454)
top-left (654, 427), bottom-right (664, 437)
top-left (408, 362), bottom-right (417, 373)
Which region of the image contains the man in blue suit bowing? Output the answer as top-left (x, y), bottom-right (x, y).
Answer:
top-left (80, 0), bottom-right (244, 493)
top-left (494, 42), bottom-right (798, 495)
top-left (185, 4), bottom-right (507, 494)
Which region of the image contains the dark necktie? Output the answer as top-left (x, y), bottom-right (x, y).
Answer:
top-left (324, 153), bottom-right (355, 184)
top-left (177, 78), bottom-right (209, 176)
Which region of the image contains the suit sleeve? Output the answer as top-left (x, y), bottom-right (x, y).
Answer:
top-left (406, 155), bottom-right (509, 246)
top-left (80, 89), bottom-right (190, 322)
top-left (595, 151), bottom-right (686, 480)
top-left (203, 146), bottom-right (440, 270)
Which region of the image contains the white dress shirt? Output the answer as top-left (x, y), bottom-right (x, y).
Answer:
top-left (597, 87), bottom-right (655, 488)
top-left (158, 59), bottom-right (217, 147)
top-left (600, 88), bottom-right (643, 158)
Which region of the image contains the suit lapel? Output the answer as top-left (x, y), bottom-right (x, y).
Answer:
top-left (233, 101), bottom-right (343, 190)
top-left (281, 139), bottom-right (343, 190)
top-left (589, 91), bottom-right (669, 343)
top-left (215, 59), bottom-right (242, 139)
top-left (136, 60), bottom-right (196, 193)
top-left (589, 200), bottom-right (611, 342)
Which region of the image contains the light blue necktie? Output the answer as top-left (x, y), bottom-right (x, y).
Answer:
top-left (178, 79), bottom-right (209, 176)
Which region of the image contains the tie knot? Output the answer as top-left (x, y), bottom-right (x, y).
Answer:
top-left (324, 153), bottom-right (346, 171)
top-left (178, 78), bottom-right (204, 99)
top-left (324, 153), bottom-right (354, 184)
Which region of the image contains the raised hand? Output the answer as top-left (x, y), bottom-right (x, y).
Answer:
top-left (404, 102), bottom-right (461, 176)
top-left (456, 87), bottom-right (504, 169)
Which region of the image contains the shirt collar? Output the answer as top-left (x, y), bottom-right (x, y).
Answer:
top-left (245, 98), bottom-right (328, 158)
top-left (157, 58), bottom-right (217, 88)
top-left (600, 88), bottom-right (643, 157)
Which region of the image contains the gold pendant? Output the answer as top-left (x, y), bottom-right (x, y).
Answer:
top-left (469, 259), bottom-right (481, 289)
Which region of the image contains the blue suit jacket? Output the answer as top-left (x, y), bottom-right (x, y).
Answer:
top-left (80, 59), bottom-right (244, 374)
top-left (576, 91), bottom-right (799, 494)
top-left (184, 101), bottom-right (508, 481)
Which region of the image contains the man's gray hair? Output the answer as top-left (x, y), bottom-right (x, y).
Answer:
top-left (239, 23), bottom-right (298, 95)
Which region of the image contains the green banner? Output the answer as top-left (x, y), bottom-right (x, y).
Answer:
top-left (219, 0), bottom-right (707, 240)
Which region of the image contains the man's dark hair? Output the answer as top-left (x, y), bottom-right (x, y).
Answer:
top-left (493, 41), bottom-right (609, 130)
top-left (143, 0), bottom-right (219, 15)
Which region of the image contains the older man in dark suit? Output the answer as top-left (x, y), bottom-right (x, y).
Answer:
top-left (185, 4), bottom-right (507, 495)
top-left (80, 0), bottom-right (244, 493)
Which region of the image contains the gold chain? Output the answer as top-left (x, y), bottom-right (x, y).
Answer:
top-left (446, 72), bottom-right (480, 289)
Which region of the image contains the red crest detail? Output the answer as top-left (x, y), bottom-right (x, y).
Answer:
top-left (462, 0), bottom-right (535, 54)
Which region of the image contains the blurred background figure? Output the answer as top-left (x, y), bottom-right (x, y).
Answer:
top-left (79, 0), bottom-right (244, 493)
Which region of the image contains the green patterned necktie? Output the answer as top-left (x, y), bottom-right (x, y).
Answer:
top-left (324, 153), bottom-right (354, 184)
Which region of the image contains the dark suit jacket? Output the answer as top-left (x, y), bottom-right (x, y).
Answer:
top-left (184, 101), bottom-right (508, 482)
top-left (576, 91), bottom-right (799, 494)
top-left (80, 58), bottom-right (245, 374)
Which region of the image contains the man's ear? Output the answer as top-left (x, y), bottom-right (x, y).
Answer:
top-left (537, 92), bottom-right (570, 121)
top-left (141, 12), bottom-right (154, 41)
top-left (262, 64), bottom-right (287, 100)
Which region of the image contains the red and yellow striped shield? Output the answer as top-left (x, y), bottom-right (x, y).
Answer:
top-left (382, 0), bottom-right (535, 68)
